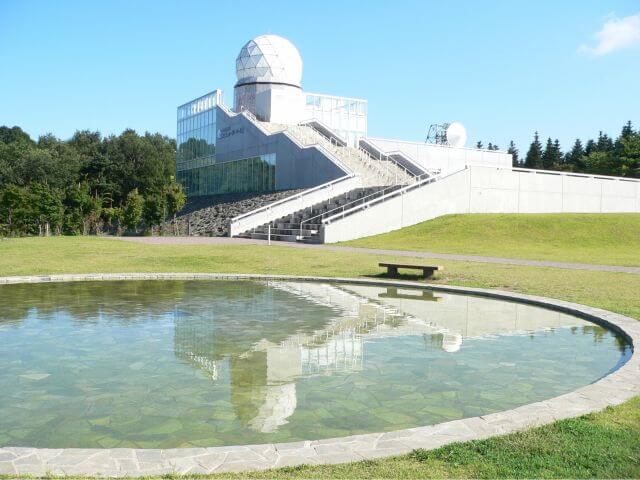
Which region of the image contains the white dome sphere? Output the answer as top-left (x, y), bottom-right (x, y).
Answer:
top-left (235, 35), bottom-right (303, 87)
top-left (446, 122), bottom-right (467, 148)
top-left (442, 333), bottom-right (462, 353)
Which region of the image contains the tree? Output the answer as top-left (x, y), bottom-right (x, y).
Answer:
top-left (524, 132), bottom-right (543, 169)
top-left (165, 181), bottom-right (186, 235)
top-left (122, 188), bottom-right (144, 233)
top-left (0, 185), bottom-right (30, 235)
top-left (565, 139), bottom-right (585, 171)
top-left (143, 192), bottom-right (166, 235)
top-left (585, 151), bottom-right (616, 175)
top-left (0, 125), bottom-right (178, 236)
top-left (507, 141), bottom-right (519, 166)
top-left (596, 131), bottom-right (614, 152)
top-left (63, 183), bottom-right (102, 235)
top-left (29, 183), bottom-right (63, 236)
top-left (615, 128), bottom-right (640, 177)
top-left (620, 120), bottom-right (634, 140)
top-left (476, 141), bottom-right (483, 149)
top-left (102, 206), bottom-right (123, 235)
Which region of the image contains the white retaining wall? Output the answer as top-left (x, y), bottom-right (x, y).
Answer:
top-left (367, 137), bottom-right (512, 174)
top-left (321, 166), bottom-right (640, 243)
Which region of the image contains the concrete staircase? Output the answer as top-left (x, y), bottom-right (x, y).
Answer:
top-left (238, 185), bottom-right (400, 242)
top-left (261, 121), bottom-right (415, 187)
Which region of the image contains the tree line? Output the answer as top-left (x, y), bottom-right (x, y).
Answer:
top-left (505, 121), bottom-right (640, 178)
top-left (0, 126), bottom-right (185, 236)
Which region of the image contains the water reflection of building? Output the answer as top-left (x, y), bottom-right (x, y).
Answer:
top-left (172, 281), bottom-right (594, 434)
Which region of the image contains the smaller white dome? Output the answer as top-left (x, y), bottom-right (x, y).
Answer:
top-left (236, 35), bottom-right (303, 87)
top-left (446, 122), bottom-right (467, 148)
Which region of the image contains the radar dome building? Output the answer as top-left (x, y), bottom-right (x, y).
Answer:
top-left (176, 35), bottom-right (640, 243)
top-left (234, 35), bottom-right (305, 125)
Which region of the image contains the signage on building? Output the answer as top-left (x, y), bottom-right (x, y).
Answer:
top-left (217, 126), bottom-right (245, 140)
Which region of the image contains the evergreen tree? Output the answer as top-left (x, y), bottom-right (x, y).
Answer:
top-left (476, 141), bottom-right (483, 149)
top-left (524, 132), bottom-right (543, 169)
top-left (565, 139), bottom-right (585, 171)
top-left (615, 123), bottom-right (640, 177)
top-left (507, 141), bottom-right (519, 166)
top-left (596, 131), bottom-right (614, 152)
top-left (553, 139), bottom-right (562, 168)
top-left (585, 139), bottom-right (596, 156)
top-left (621, 120), bottom-right (634, 139)
top-left (542, 137), bottom-right (554, 169)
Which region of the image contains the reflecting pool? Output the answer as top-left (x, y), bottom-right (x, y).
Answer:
top-left (0, 280), bottom-right (630, 448)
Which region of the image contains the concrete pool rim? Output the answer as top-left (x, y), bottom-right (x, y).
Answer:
top-left (0, 272), bottom-right (637, 477)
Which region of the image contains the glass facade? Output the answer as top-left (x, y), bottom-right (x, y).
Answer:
top-left (177, 90), bottom-right (277, 197)
top-left (304, 93), bottom-right (367, 147)
top-left (177, 154), bottom-right (277, 197)
top-left (177, 90), bottom-right (220, 173)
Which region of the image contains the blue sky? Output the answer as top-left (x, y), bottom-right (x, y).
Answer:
top-left (1, 0), bottom-right (639, 153)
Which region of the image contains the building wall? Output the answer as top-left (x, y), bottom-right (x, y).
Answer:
top-left (322, 166), bottom-right (640, 243)
top-left (234, 83), bottom-right (304, 124)
top-left (366, 137), bottom-right (512, 173)
top-left (215, 107), bottom-right (346, 191)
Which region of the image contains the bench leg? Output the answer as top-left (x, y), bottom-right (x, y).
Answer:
top-left (387, 266), bottom-right (398, 277)
top-left (423, 269), bottom-right (434, 279)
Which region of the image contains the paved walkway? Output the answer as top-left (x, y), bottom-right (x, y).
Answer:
top-left (115, 237), bottom-right (640, 275)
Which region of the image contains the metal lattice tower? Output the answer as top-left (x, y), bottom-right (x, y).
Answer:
top-left (426, 123), bottom-right (450, 145)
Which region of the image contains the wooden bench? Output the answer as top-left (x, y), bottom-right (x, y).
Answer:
top-left (379, 262), bottom-right (443, 279)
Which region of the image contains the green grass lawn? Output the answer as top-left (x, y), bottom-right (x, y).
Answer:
top-left (0, 235), bottom-right (638, 478)
top-left (342, 213), bottom-right (640, 266)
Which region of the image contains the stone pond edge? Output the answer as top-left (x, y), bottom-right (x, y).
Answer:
top-left (0, 273), bottom-right (638, 477)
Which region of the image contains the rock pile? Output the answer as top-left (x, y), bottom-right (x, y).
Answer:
top-left (164, 189), bottom-right (304, 236)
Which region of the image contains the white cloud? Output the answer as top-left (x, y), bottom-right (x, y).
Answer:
top-left (579, 12), bottom-right (640, 56)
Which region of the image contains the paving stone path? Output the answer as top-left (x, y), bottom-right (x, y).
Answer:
top-left (116, 236), bottom-right (640, 275)
top-left (0, 273), bottom-right (638, 477)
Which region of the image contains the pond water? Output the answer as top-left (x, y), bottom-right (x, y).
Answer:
top-left (0, 280), bottom-right (630, 448)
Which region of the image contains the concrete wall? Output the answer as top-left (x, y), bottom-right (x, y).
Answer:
top-left (367, 137), bottom-right (512, 174)
top-left (322, 166), bottom-right (640, 243)
top-left (216, 106), bottom-right (345, 191)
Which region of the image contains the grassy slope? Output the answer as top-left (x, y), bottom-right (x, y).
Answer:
top-left (0, 236), bottom-right (639, 478)
top-left (342, 213), bottom-right (640, 266)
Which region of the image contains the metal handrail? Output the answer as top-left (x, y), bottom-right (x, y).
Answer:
top-left (302, 122), bottom-right (415, 185)
top-left (323, 168), bottom-right (466, 225)
top-left (230, 174), bottom-right (355, 224)
top-left (357, 145), bottom-right (413, 183)
top-left (297, 170), bottom-right (436, 239)
top-left (359, 138), bottom-right (427, 177)
top-left (296, 124), bottom-right (407, 186)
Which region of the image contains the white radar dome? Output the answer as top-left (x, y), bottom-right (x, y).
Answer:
top-left (235, 35), bottom-right (303, 87)
top-left (442, 333), bottom-right (463, 353)
top-left (446, 122), bottom-right (467, 148)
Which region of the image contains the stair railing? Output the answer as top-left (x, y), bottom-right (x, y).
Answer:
top-left (323, 167), bottom-right (464, 226)
top-left (301, 121), bottom-right (415, 186)
top-left (297, 170), bottom-right (436, 240)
